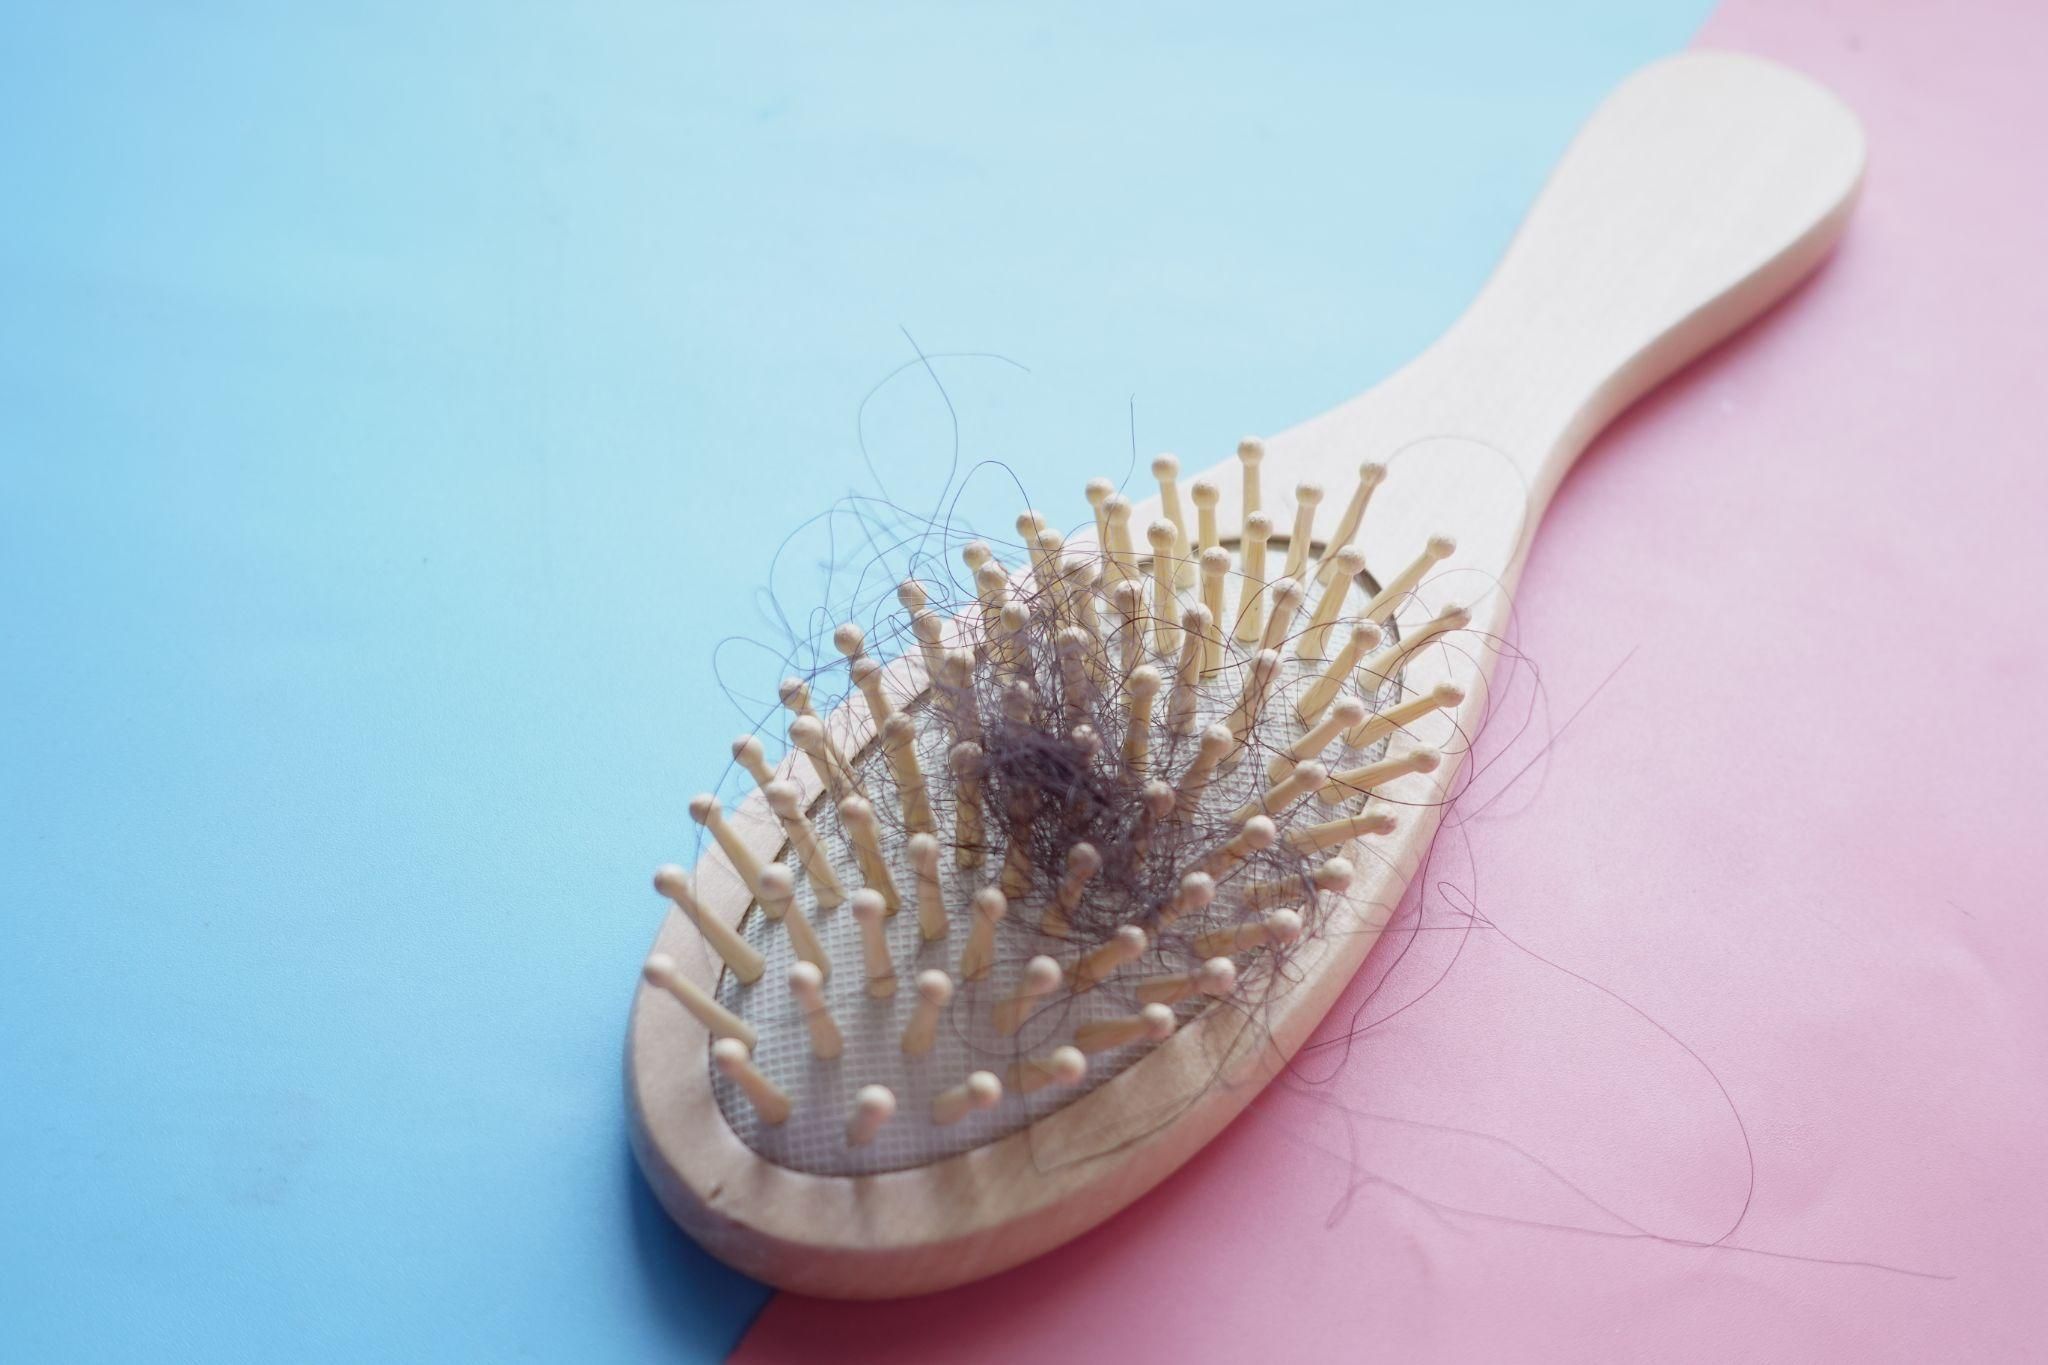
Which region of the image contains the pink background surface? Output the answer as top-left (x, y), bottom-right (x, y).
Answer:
top-left (735, 0), bottom-right (2048, 1358)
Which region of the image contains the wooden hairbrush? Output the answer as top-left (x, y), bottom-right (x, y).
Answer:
top-left (627, 52), bottom-right (1863, 1298)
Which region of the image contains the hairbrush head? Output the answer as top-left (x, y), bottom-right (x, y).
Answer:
top-left (644, 468), bottom-right (1455, 1188)
top-left (631, 466), bottom-right (1462, 1285)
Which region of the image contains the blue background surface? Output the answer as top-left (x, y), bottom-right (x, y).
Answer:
top-left (0, 2), bottom-right (1706, 1359)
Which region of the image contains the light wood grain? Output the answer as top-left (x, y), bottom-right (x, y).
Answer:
top-left (626, 51), bottom-right (1864, 1298)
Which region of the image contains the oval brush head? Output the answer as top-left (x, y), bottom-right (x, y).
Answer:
top-left (626, 52), bottom-right (1864, 1298)
top-left (665, 492), bottom-right (1444, 1178)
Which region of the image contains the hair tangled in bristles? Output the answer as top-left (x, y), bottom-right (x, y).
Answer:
top-left (785, 523), bottom-right (1393, 999)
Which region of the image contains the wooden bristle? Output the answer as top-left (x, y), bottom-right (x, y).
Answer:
top-left (758, 862), bottom-right (828, 974)
top-left (1315, 461), bottom-right (1386, 586)
top-left (901, 969), bottom-right (953, 1056)
top-left (908, 832), bottom-right (948, 942)
top-left (1296, 622), bottom-right (1383, 726)
top-left (851, 655), bottom-right (893, 729)
top-left (1237, 438), bottom-right (1264, 527)
top-left (1270, 696), bottom-right (1368, 784)
top-left (1362, 535), bottom-right (1457, 623)
top-left (1147, 520), bottom-right (1180, 655)
top-left (1257, 576), bottom-right (1307, 654)
top-left (880, 713), bottom-right (934, 834)
top-left (1057, 626), bottom-right (1096, 719)
top-left (1167, 606), bottom-right (1207, 735)
top-left (1191, 908), bottom-right (1303, 959)
top-left (1347, 680), bottom-right (1465, 750)
top-left (1134, 955), bottom-right (1237, 1006)
top-left (846, 1084), bottom-right (897, 1147)
top-left (688, 793), bottom-right (768, 900)
top-left (958, 886), bottom-right (1008, 982)
top-left (1111, 579), bottom-right (1146, 677)
top-left (961, 539), bottom-right (995, 578)
top-left (850, 888), bottom-right (897, 998)
top-left (1070, 924), bottom-right (1148, 990)
top-left (1104, 495), bottom-right (1138, 583)
top-left (1197, 548), bottom-right (1229, 673)
top-left (1010, 1045), bottom-right (1088, 1096)
top-left (1133, 779), bottom-right (1175, 859)
top-left (993, 955), bottom-right (1062, 1035)
top-left (911, 609), bottom-right (947, 676)
top-left (1074, 1003), bottom-right (1177, 1053)
top-left (711, 1037), bottom-right (791, 1125)
top-left (934, 650), bottom-right (978, 743)
top-left (1017, 510), bottom-right (1050, 576)
top-left (787, 960), bottom-right (842, 1059)
top-left (1000, 679), bottom-right (1038, 730)
top-left (976, 561), bottom-right (1012, 636)
top-left (653, 864), bottom-right (765, 984)
top-left (1036, 529), bottom-right (1068, 600)
top-left (999, 787), bottom-right (1038, 899)
top-left (1359, 604), bottom-right (1472, 693)
top-left (1299, 546), bottom-right (1366, 657)
top-left (1044, 841), bottom-right (1101, 939)
top-left (1153, 453), bottom-right (1194, 586)
top-left (949, 741), bottom-right (986, 868)
top-left (1280, 482), bottom-right (1323, 582)
top-left (1239, 855), bottom-right (1354, 910)
top-left (1223, 649), bottom-right (1284, 747)
top-left (1175, 723), bottom-right (1235, 813)
top-left (1124, 665), bottom-right (1161, 776)
top-left (1191, 478), bottom-right (1219, 559)
top-left (1234, 512), bottom-right (1273, 643)
top-left (1225, 760), bottom-right (1328, 825)
top-left (1069, 558), bottom-right (1103, 636)
top-left (1318, 746), bottom-right (1442, 805)
top-left (644, 953), bottom-right (757, 1049)
top-left (1156, 870), bottom-right (1215, 928)
top-left (932, 1069), bottom-right (1002, 1125)
top-left (994, 602), bottom-right (1031, 678)
top-left (1201, 815), bottom-right (1276, 876)
top-left (1085, 479), bottom-right (1115, 561)
top-left (1246, 855), bottom-right (1355, 905)
top-left (778, 676), bottom-right (818, 720)
top-left (763, 779), bottom-right (846, 908)
top-left (731, 734), bottom-right (775, 790)
top-left (1285, 808), bottom-right (1398, 855)
top-left (837, 795), bottom-right (902, 911)
top-left (788, 714), bottom-right (856, 801)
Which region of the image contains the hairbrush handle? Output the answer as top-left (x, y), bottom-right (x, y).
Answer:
top-left (1427, 50), bottom-right (1864, 490)
top-left (1212, 51), bottom-right (1864, 583)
